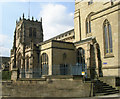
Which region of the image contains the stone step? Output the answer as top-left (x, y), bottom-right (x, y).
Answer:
top-left (104, 91), bottom-right (119, 95)
top-left (96, 90), bottom-right (119, 93)
top-left (103, 87), bottom-right (115, 89)
top-left (105, 90), bottom-right (118, 93)
top-left (18, 78), bottom-right (46, 81)
top-left (96, 86), bottom-right (118, 91)
top-left (95, 92), bottom-right (119, 96)
top-left (102, 86), bottom-right (113, 88)
top-left (94, 89), bottom-right (119, 94)
top-left (93, 80), bottom-right (120, 96)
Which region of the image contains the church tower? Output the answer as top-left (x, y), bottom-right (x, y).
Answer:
top-left (15, 14), bottom-right (43, 47)
top-left (10, 14), bottom-right (43, 78)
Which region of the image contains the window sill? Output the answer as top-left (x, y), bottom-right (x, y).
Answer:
top-left (86, 33), bottom-right (92, 37)
top-left (104, 53), bottom-right (114, 58)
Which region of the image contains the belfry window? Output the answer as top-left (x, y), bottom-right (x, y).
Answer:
top-left (29, 27), bottom-right (36, 37)
top-left (33, 28), bottom-right (36, 37)
top-left (103, 19), bottom-right (113, 54)
top-left (29, 27), bottom-right (32, 37)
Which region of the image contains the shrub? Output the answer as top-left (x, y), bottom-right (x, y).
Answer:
top-left (2, 71), bottom-right (11, 80)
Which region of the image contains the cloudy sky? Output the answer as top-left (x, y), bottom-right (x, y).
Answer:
top-left (0, 1), bottom-right (75, 57)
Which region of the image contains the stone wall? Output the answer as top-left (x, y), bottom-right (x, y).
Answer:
top-left (2, 76), bottom-right (93, 98)
top-left (74, 1), bottom-right (120, 77)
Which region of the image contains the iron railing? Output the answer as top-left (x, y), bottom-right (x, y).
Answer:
top-left (19, 64), bottom-right (87, 78)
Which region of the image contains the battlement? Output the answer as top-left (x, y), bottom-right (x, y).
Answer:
top-left (16, 13), bottom-right (42, 26)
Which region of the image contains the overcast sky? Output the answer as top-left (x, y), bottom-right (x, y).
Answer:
top-left (0, 1), bottom-right (75, 57)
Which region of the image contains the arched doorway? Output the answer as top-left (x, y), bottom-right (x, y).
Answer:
top-left (41, 53), bottom-right (48, 75)
top-left (75, 47), bottom-right (86, 75)
top-left (77, 47), bottom-right (85, 71)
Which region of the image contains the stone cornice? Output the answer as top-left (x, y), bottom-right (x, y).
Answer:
top-left (92, 1), bottom-right (120, 17)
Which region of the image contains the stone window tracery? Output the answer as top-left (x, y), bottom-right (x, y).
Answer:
top-left (29, 27), bottom-right (32, 37)
top-left (41, 53), bottom-right (48, 75)
top-left (29, 27), bottom-right (36, 38)
top-left (77, 48), bottom-right (85, 64)
top-left (77, 48), bottom-right (85, 71)
top-left (33, 28), bottom-right (36, 37)
top-left (103, 19), bottom-right (113, 55)
top-left (26, 56), bottom-right (29, 70)
top-left (17, 53), bottom-right (22, 69)
top-left (86, 13), bottom-right (94, 34)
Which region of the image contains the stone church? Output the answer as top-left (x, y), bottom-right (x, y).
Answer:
top-left (10, 0), bottom-right (120, 79)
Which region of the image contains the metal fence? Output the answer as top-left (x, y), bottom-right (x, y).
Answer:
top-left (19, 64), bottom-right (87, 78)
top-left (19, 68), bottom-right (41, 78)
top-left (52, 64), bottom-right (87, 76)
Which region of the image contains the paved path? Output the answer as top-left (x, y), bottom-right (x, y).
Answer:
top-left (72, 93), bottom-right (120, 99)
top-left (1, 93), bottom-right (120, 99)
top-left (95, 93), bottom-right (120, 99)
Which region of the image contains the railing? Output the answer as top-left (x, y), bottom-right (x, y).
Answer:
top-left (19, 64), bottom-right (87, 78)
top-left (19, 68), bottom-right (39, 78)
top-left (52, 64), bottom-right (87, 76)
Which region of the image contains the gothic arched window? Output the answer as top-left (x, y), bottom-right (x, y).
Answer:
top-left (41, 53), bottom-right (48, 75)
top-left (77, 48), bottom-right (85, 64)
top-left (77, 48), bottom-right (85, 71)
top-left (86, 12), bottom-right (94, 34)
top-left (29, 27), bottom-right (32, 37)
top-left (33, 28), bottom-right (36, 37)
top-left (17, 53), bottom-right (22, 69)
top-left (103, 19), bottom-right (113, 54)
top-left (26, 56), bottom-right (29, 70)
top-left (86, 19), bottom-right (91, 33)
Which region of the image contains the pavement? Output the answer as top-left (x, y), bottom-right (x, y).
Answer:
top-left (76, 93), bottom-right (120, 99)
top-left (95, 93), bottom-right (120, 99)
top-left (1, 93), bottom-right (120, 99)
